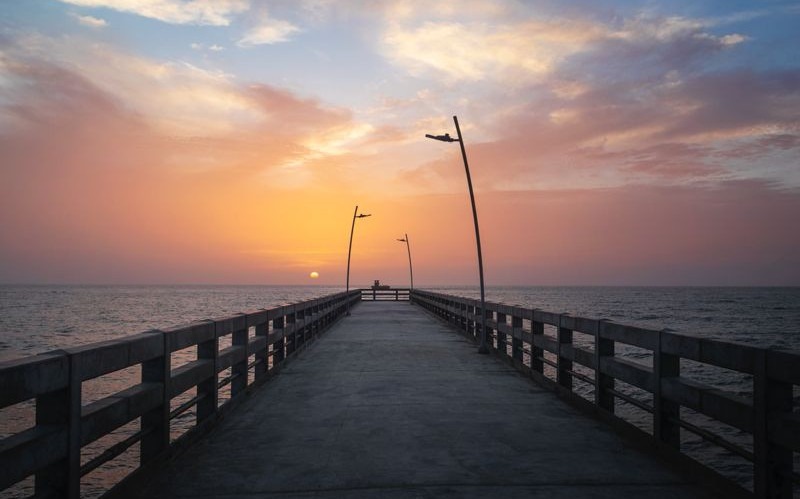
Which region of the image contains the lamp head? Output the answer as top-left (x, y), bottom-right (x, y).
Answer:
top-left (357, 213), bottom-right (372, 218)
top-left (425, 133), bottom-right (458, 143)
top-left (397, 238), bottom-right (407, 242)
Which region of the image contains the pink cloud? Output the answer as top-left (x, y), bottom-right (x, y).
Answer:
top-left (0, 52), bottom-right (368, 283)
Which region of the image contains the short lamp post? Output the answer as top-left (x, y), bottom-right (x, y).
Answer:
top-left (346, 205), bottom-right (371, 316)
top-left (426, 116), bottom-right (489, 354)
top-left (396, 233), bottom-right (413, 290)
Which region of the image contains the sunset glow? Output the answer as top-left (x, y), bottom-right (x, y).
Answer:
top-left (1, 1), bottom-right (798, 285)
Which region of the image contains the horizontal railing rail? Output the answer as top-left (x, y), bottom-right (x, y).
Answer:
top-left (410, 289), bottom-right (799, 499)
top-left (0, 290), bottom-right (361, 499)
top-left (358, 288), bottom-right (411, 301)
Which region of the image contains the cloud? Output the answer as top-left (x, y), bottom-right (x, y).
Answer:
top-left (0, 33), bottom-right (369, 178)
top-left (382, 8), bottom-right (796, 191)
top-left (58, 0), bottom-right (249, 26)
top-left (71, 13), bottom-right (108, 27)
top-left (0, 44), bottom-right (387, 284)
top-left (238, 17), bottom-right (300, 46)
top-left (190, 42), bottom-right (225, 52)
top-left (382, 19), bottom-right (603, 83)
top-left (380, 10), bottom-right (746, 85)
top-left (2, 34), bottom-right (263, 136)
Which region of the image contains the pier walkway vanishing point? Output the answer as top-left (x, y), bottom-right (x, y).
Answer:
top-left (116, 301), bottom-right (713, 499)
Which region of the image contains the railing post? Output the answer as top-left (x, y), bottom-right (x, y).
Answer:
top-left (231, 315), bottom-right (248, 399)
top-left (141, 330), bottom-right (169, 464)
top-left (483, 306), bottom-right (494, 350)
top-left (253, 312), bottom-right (268, 381)
top-left (654, 330), bottom-right (680, 449)
top-left (511, 314), bottom-right (523, 366)
top-left (35, 352), bottom-right (80, 499)
top-left (557, 315), bottom-right (573, 390)
top-left (272, 315), bottom-right (285, 368)
top-left (595, 320), bottom-right (615, 413)
top-left (298, 306), bottom-right (307, 349)
top-left (197, 320), bottom-right (218, 423)
top-left (286, 307), bottom-right (297, 355)
top-left (531, 310), bottom-right (544, 374)
top-left (496, 311), bottom-right (507, 357)
top-left (310, 302), bottom-right (319, 338)
top-left (754, 350), bottom-right (793, 499)
top-left (467, 302), bottom-right (475, 340)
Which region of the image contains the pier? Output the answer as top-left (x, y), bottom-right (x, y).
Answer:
top-left (1, 290), bottom-right (798, 498)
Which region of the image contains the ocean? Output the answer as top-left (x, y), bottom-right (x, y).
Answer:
top-left (3, 285), bottom-right (798, 362)
top-left (1, 285), bottom-right (799, 497)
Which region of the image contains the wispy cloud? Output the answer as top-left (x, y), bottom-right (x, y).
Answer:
top-left (381, 13), bottom-right (746, 84)
top-left (58, 0), bottom-right (249, 26)
top-left (71, 12), bottom-right (108, 28)
top-left (0, 33), bottom-right (362, 152)
top-left (238, 16), bottom-right (300, 46)
top-left (382, 19), bottom-right (603, 83)
top-left (190, 42), bottom-right (225, 52)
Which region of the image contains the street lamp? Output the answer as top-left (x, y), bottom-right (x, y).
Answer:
top-left (346, 205), bottom-right (371, 316)
top-left (425, 116), bottom-right (489, 354)
top-left (396, 233), bottom-right (413, 290)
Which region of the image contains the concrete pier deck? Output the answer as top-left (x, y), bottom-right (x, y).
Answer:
top-left (125, 301), bottom-right (715, 498)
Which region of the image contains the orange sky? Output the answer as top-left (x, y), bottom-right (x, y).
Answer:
top-left (1, 1), bottom-right (799, 285)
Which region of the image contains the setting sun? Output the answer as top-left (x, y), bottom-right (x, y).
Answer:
top-left (309, 271), bottom-right (320, 279)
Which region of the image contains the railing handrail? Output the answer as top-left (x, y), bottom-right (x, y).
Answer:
top-left (0, 290), bottom-right (362, 498)
top-left (410, 289), bottom-right (799, 499)
top-left (357, 288), bottom-right (411, 301)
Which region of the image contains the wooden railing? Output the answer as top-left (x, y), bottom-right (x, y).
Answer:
top-left (358, 288), bottom-right (410, 301)
top-left (411, 289), bottom-right (799, 499)
top-left (0, 290), bottom-right (361, 499)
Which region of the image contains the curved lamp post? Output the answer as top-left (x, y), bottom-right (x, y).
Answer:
top-left (425, 116), bottom-right (489, 354)
top-left (346, 205), bottom-right (371, 315)
top-left (396, 233), bottom-right (413, 290)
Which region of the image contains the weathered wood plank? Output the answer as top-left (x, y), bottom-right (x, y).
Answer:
top-left (560, 316), bottom-right (599, 336)
top-left (532, 335), bottom-right (558, 354)
top-left (247, 336), bottom-right (267, 356)
top-left (170, 360), bottom-right (214, 398)
top-left (599, 357), bottom-right (654, 392)
top-left (165, 321), bottom-right (215, 353)
top-left (662, 377), bottom-right (754, 432)
top-left (0, 425), bottom-right (67, 490)
top-left (598, 322), bottom-right (658, 350)
top-left (0, 354), bottom-right (69, 408)
top-left (64, 332), bottom-right (163, 382)
top-left (767, 412), bottom-right (800, 452)
top-left (571, 346), bottom-right (596, 369)
top-left (81, 384), bottom-right (162, 445)
top-left (766, 349), bottom-right (800, 384)
top-left (217, 345), bottom-right (247, 372)
top-left (661, 332), bottom-right (758, 374)
top-left (533, 310), bottom-right (559, 326)
top-left (213, 314), bottom-right (247, 337)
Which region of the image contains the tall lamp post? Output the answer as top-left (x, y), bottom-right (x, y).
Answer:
top-left (346, 205), bottom-right (371, 315)
top-left (396, 233), bottom-right (413, 290)
top-left (425, 116), bottom-right (489, 354)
